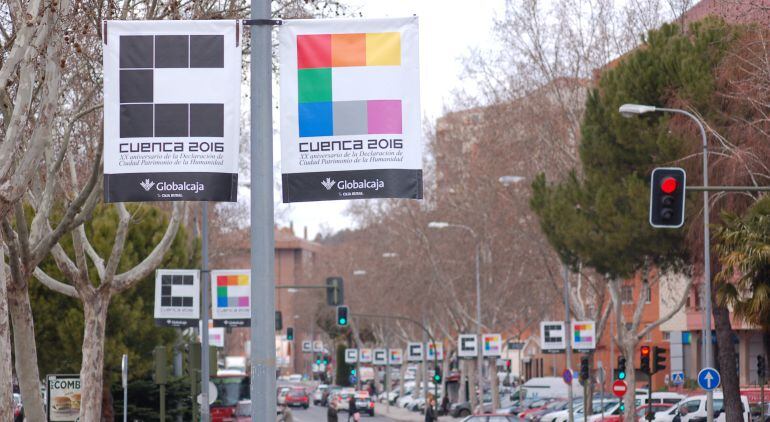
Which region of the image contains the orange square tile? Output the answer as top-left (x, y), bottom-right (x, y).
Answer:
top-left (332, 33), bottom-right (366, 67)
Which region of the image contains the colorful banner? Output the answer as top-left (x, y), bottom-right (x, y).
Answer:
top-left (154, 269), bottom-right (200, 327)
top-left (389, 349), bottom-right (403, 365)
top-left (426, 342), bottom-right (443, 361)
top-left (359, 348), bottom-right (373, 363)
top-left (102, 20), bottom-right (240, 202)
top-left (481, 334), bottom-right (503, 357)
top-left (210, 270), bottom-right (250, 327)
top-left (572, 320), bottom-right (596, 350)
top-left (279, 17), bottom-right (422, 202)
top-left (46, 375), bottom-right (81, 421)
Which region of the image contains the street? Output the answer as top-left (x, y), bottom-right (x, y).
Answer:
top-left (287, 403), bottom-right (404, 422)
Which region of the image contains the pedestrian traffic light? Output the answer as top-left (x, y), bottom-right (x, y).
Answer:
top-left (649, 167), bottom-right (686, 228)
top-left (323, 354), bottom-right (330, 365)
top-left (336, 305), bottom-right (349, 326)
top-left (275, 311), bottom-right (282, 330)
top-left (652, 346), bottom-right (667, 374)
top-left (758, 355), bottom-right (766, 380)
top-left (286, 327), bottom-right (294, 341)
top-left (580, 356), bottom-right (590, 382)
top-left (640, 345), bottom-right (651, 374)
top-left (433, 365), bottom-right (442, 383)
top-left (316, 358), bottom-right (322, 365)
top-left (617, 356), bottom-right (627, 380)
top-left (351, 368), bottom-right (357, 376)
top-left (506, 360), bottom-right (512, 374)
top-left (326, 277), bottom-right (345, 306)
top-left (619, 402), bottom-right (625, 413)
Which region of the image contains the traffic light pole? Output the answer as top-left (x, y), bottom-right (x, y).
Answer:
top-left (350, 312), bottom-right (440, 399)
top-left (563, 263), bottom-right (575, 422)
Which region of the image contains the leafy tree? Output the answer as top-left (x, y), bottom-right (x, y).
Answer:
top-left (530, 18), bottom-right (739, 420)
top-left (335, 343), bottom-right (353, 387)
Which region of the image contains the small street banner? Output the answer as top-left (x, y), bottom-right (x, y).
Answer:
top-left (571, 320), bottom-right (596, 351)
top-left (211, 270), bottom-right (251, 327)
top-left (198, 320), bottom-right (225, 348)
top-left (481, 334), bottom-right (503, 357)
top-left (458, 334), bottom-right (478, 358)
top-left (389, 349), bottom-right (403, 365)
top-left (426, 342), bottom-right (443, 361)
top-left (313, 340), bottom-right (324, 353)
top-left (154, 269), bottom-right (199, 327)
top-left (46, 374), bottom-right (81, 422)
top-left (540, 321), bottom-right (566, 353)
top-left (359, 348), bottom-right (373, 363)
top-left (345, 348), bottom-right (359, 363)
top-left (103, 20), bottom-right (240, 202)
top-left (279, 17), bottom-right (423, 202)
top-left (302, 341), bottom-right (312, 353)
top-left (406, 342), bottom-right (423, 362)
top-left (373, 348), bottom-right (388, 365)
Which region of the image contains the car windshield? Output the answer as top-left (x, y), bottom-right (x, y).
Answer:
top-left (212, 376), bottom-right (249, 407)
top-left (235, 401), bottom-right (251, 416)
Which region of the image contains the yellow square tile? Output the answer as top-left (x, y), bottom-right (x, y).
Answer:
top-left (366, 32), bottom-right (401, 66)
top-left (238, 274), bottom-right (249, 285)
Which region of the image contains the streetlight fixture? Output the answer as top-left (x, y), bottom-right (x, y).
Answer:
top-left (498, 175), bottom-right (525, 186)
top-left (353, 270), bottom-right (367, 276)
top-left (382, 252), bottom-right (398, 258)
top-left (427, 221), bottom-right (483, 406)
top-left (619, 103), bottom-right (713, 422)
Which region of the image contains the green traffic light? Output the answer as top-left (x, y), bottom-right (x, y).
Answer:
top-left (351, 369), bottom-right (356, 375)
top-left (434, 375), bottom-right (440, 382)
top-left (316, 359), bottom-right (321, 364)
top-left (339, 318), bottom-right (347, 325)
top-left (618, 371), bottom-right (626, 380)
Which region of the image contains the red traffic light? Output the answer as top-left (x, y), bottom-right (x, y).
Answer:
top-left (660, 177), bottom-right (677, 194)
top-left (641, 345), bottom-right (650, 357)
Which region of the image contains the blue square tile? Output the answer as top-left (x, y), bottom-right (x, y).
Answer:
top-left (217, 297), bottom-right (228, 308)
top-left (299, 102), bottom-right (333, 137)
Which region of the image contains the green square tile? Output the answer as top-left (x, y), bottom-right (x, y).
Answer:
top-left (217, 286), bottom-right (228, 297)
top-left (298, 68), bottom-right (332, 103)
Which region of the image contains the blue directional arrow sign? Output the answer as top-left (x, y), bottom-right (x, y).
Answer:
top-left (697, 367), bottom-right (720, 391)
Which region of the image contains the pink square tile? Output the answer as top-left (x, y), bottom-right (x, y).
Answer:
top-left (367, 100), bottom-right (402, 134)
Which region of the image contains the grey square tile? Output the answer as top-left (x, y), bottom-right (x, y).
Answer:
top-left (155, 104), bottom-right (189, 137)
top-left (120, 35), bottom-right (153, 68)
top-left (120, 104), bottom-right (153, 138)
top-left (190, 35), bottom-right (224, 68)
top-left (333, 100), bottom-right (368, 136)
top-left (120, 69), bottom-right (153, 103)
top-left (155, 35), bottom-right (189, 68)
top-left (190, 104), bottom-right (224, 137)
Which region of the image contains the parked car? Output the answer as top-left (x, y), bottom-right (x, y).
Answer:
top-left (355, 390), bottom-right (376, 416)
top-left (461, 415), bottom-right (519, 422)
top-left (521, 400), bottom-right (570, 422)
top-left (671, 394), bottom-right (751, 422)
top-left (277, 386), bottom-right (290, 406)
top-left (552, 399), bottom-right (619, 422)
top-left (313, 384), bottom-right (329, 405)
top-left (234, 400), bottom-right (252, 421)
top-left (13, 393), bottom-right (23, 422)
top-left (636, 403), bottom-right (675, 422)
top-left (323, 386), bottom-right (342, 406)
top-left (285, 387), bottom-right (310, 409)
top-left (750, 402), bottom-right (770, 422)
top-left (636, 393), bottom-right (686, 407)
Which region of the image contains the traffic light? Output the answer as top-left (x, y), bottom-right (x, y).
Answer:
top-left (652, 346), bottom-right (667, 374)
top-left (617, 355), bottom-right (627, 380)
top-left (316, 357), bottom-right (322, 365)
top-left (433, 365), bottom-right (442, 383)
top-left (323, 354), bottom-right (330, 365)
top-left (580, 356), bottom-right (590, 382)
top-left (649, 167), bottom-right (686, 228)
top-left (506, 360), bottom-right (512, 374)
top-left (758, 355), bottom-right (766, 381)
top-left (326, 277), bottom-right (345, 306)
top-left (351, 368), bottom-right (357, 377)
top-left (275, 311), bottom-right (282, 330)
top-left (286, 327), bottom-right (294, 341)
top-left (336, 305), bottom-right (349, 326)
top-left (640, 345), bottom-right (651, 374)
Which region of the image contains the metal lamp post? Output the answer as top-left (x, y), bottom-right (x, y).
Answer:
top-left (619, 103), bottom-right (713, 422)
top-left (428, 221), bottom-right (483, 404)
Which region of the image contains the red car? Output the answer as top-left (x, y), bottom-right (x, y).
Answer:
top-left (284, 387), bottom-right (310, 409)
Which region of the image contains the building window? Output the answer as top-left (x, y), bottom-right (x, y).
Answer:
top-left (663, 332), bottom-right (670, 341)
top-left (622, 285), bottom-right (634, 304)
top-left (644, 283), bottom-right (652, 304)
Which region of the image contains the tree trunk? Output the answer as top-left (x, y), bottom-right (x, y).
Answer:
top-left (80, 291), bottom-right (111, 422)
top-left (459, 359), bottom-right (467, 403)
top-left (8, 280), bottom-right (46, 422)
top-left (623, 344), bottom-right (637, 422)
top-left (468, 361), bottom-right (478, 411)
top-left (0, 242), bottom-right (13, 422)
top-left (713, 300), bottom-right (742, 422)
top-left (491, 357), bottom-right (500, 409)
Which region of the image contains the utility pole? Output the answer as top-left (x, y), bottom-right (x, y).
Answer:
top-left (201, 204), bottom-right (210, 422)
top-left (564, 263), bottom-right (574, 422)
top-left (249, 0), bottom-right (277, 419)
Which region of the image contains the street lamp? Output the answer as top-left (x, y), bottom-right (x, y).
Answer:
top-left (353, 270), bottom-right (367, 276)
top-left (498, 175), bottom-right (525, 186)
top-left (619, 103), bottom-right (713, 422)
top-left (428, 221), bottom-right (483, 405)
top-left (382, 252), bottom-right (398, 258)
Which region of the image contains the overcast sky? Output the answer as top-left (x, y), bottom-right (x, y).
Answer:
top-left (274, 0), bottom-right (505, 239)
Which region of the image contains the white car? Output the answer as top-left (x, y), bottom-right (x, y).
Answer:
top-left (541, 405), bottom-right (585, 422)
top-left (671, 393), bottom-right (751, 422)
top-left (312, 384), bottom-right (328, 405)
top-left (553, 399), bottom-right (619, 422)
top-left (636, 392), bottom-right (686, 407)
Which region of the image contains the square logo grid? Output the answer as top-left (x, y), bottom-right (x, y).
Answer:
top-left (119, 35), bottom-right (225, 139)
top-left (160, 274), bottom-right (195, 307)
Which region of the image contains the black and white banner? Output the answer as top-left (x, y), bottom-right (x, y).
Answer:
top-left (458, 334), bottom-right (478, 358)
top-left (103, 20), bottom-right (240, 202)
top-left (154, 269), bottom-right (199, 328)
top-left (279, 18), bottom-right (423, 202)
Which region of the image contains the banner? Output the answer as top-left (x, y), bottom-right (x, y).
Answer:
top-left (541, 321), bottom-right (566, 353)
top-left (302, 341), bottom-right (312, 353)
top-left (46, 375), bottom-right (81, 421)
top-left (103, 20), bottom-right (240, 202)
top-left (279, 17), bottom-right (423, 202)
top-left (406, 342), bottom-right (423, 362)
top-left (426, 342), bottom-right (443, 361)
top-left (389, 349), bottom-right (403, 365)
top-left (211, 270), bottom-right (250, 327)
top-left (373, 348), bottom-right (388, 365)
top-left (458, 334), bottom-right (478, 358)
top-left (345, 348), bottom-right (359, 363)
top-left (313, 340), bottom-right (324, 352)
top-left (198, 320), bottom-right (225, 348)
top-left (359, 348), bottom-right (373, 363)
top-left (572, 321), bottom-right (596, 351)
top-left (154, 269), bottom-right (199, 327)
top-left (481, 334), bottom-right (503, 357)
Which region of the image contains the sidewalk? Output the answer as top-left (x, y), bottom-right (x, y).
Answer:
top-left (373, 403), bottom-right (454, 421)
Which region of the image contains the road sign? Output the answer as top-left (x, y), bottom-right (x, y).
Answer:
top-left (698, 367), bottom-right (720, 391)
top-left (612, 380), bottom-right (628, 397)
top-left (671, 371), bottom-right (684, 385)
top-left (562, 368), bottom-right (573, 384)
top-left (349, 374), bottom-right (357, 384)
